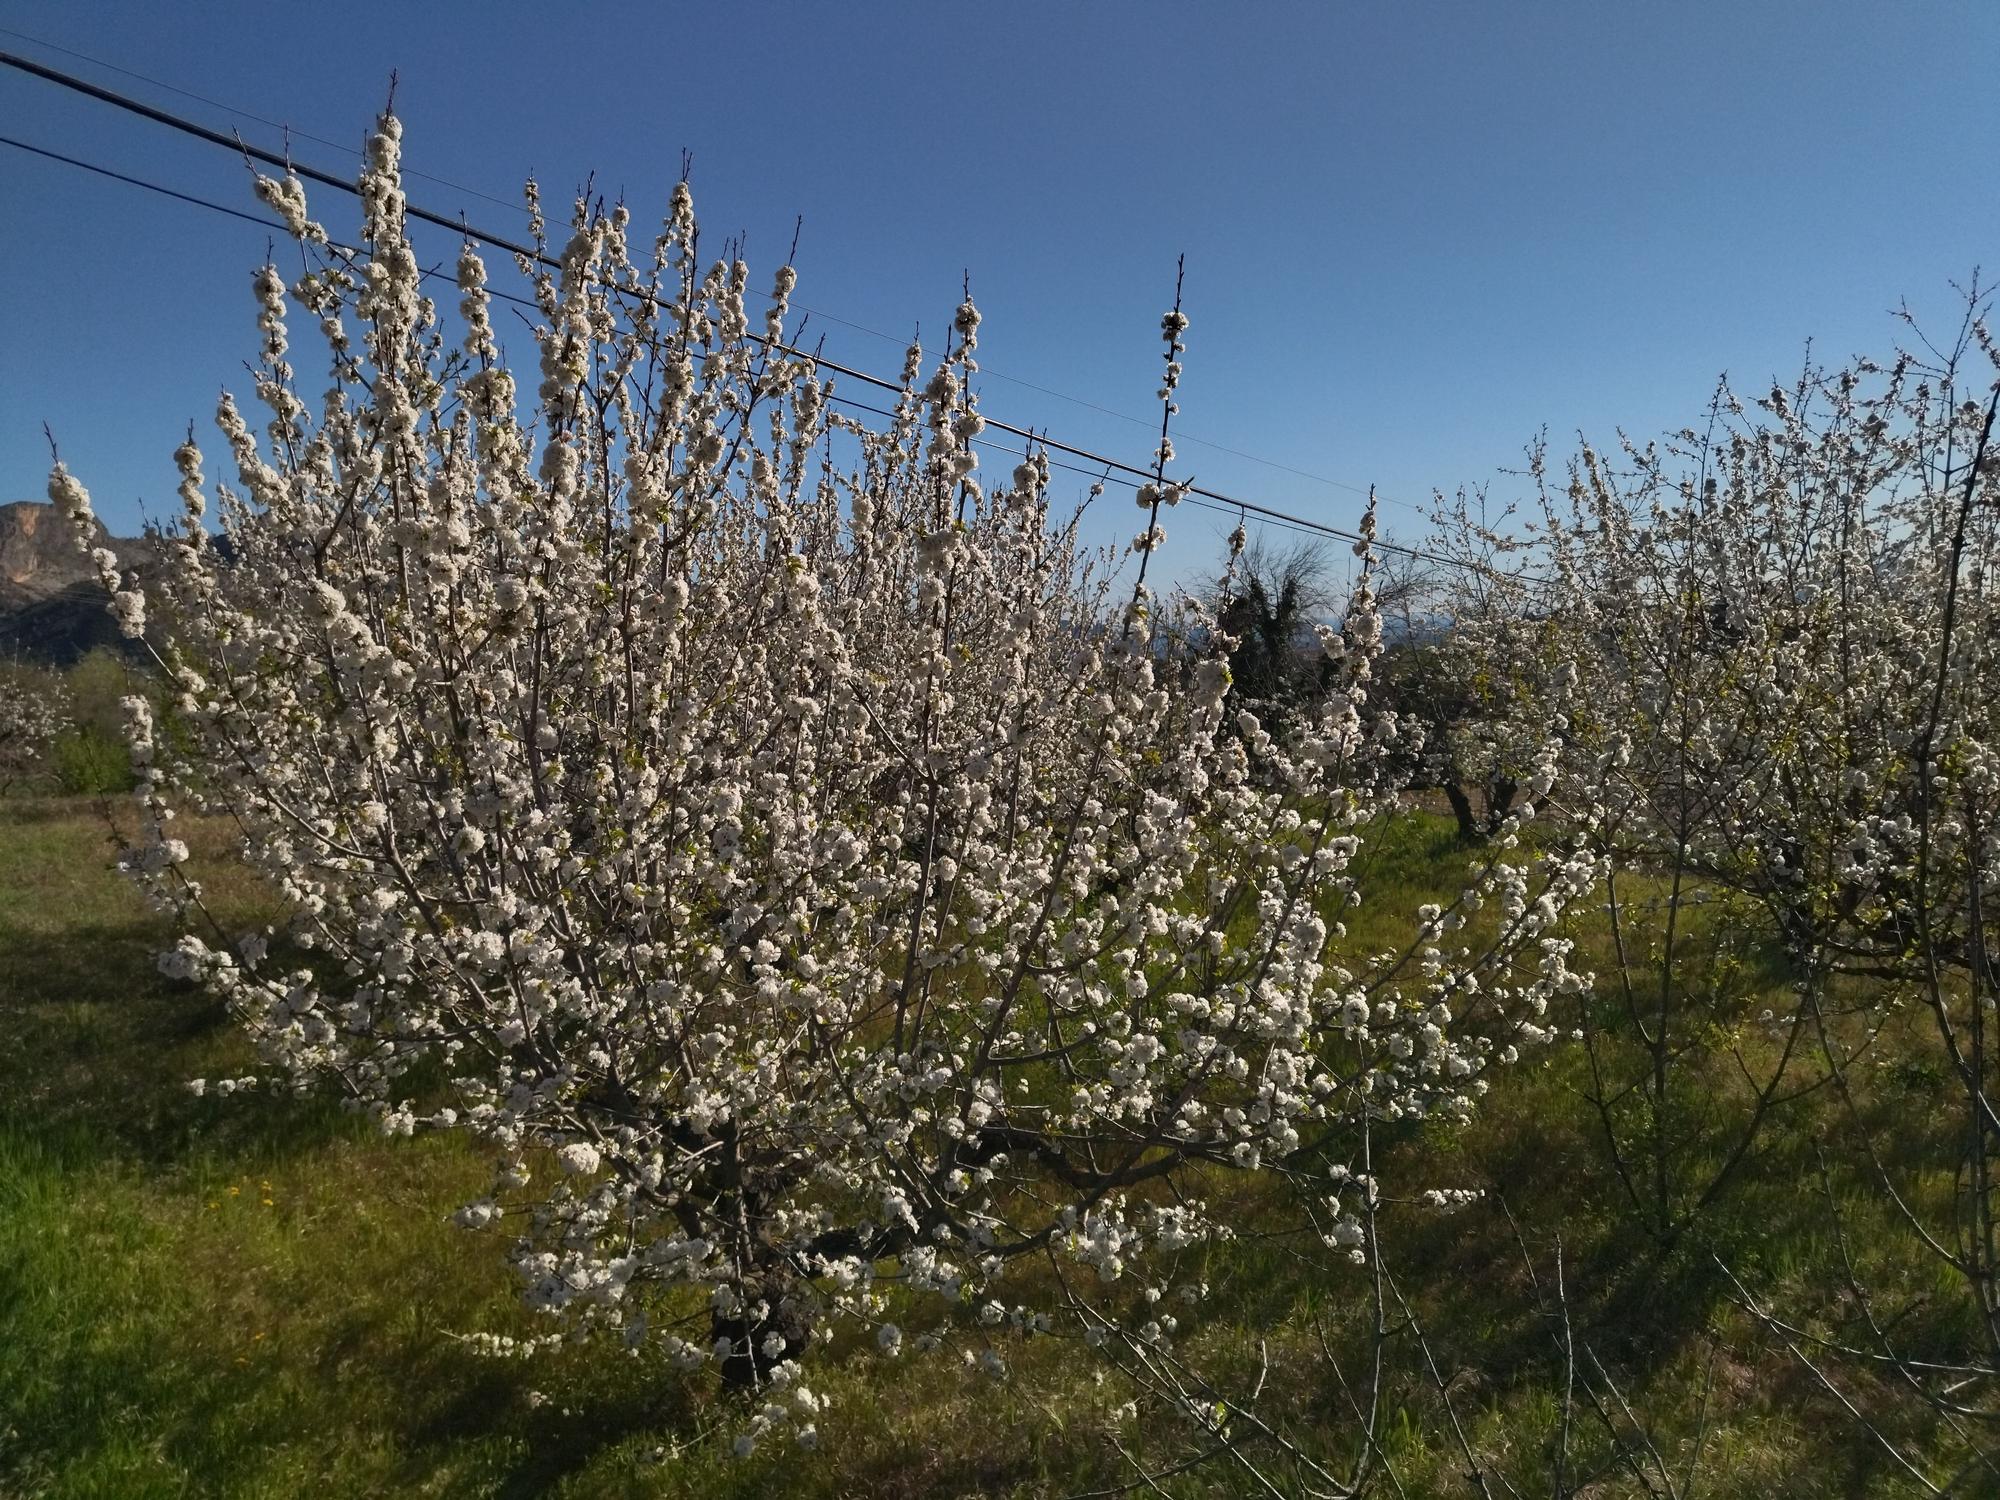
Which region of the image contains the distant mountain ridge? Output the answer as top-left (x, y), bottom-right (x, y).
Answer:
top-left (0, 501), bottom-right (153, 666)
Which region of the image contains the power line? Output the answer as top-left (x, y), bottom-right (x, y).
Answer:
top-left (0, 26), bottom-right (1432, 518)
top-left (0, 33), bottom-right (1437, 520)
top-left (0, 24), bottom-right (531, 217)
top-left (0, 127), bottom-right (1459, 573)
top-left (0, 52), bottom-right (1490, 574)
top-left (0, 138), bottom-right (1349, 561)
top-left (0, 128), bottom-right (1358, 559)
top-left (0, 133), bottom-right (512, 316)
top-left (1, 133), bottom-right (285, 234)
top-left (825, 392), bottom-right (1348, 546)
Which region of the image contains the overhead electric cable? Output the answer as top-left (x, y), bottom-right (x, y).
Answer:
top-left (1, 132), bottom-right (286, 232)
top-left (0, 24), bottom-right (530, 216)
top-left (0, 51), bottom-right (1503, 574)
top-left (824, 392), bottom-right (1347, 545)
top-left (0, 26), bottom-right (1431, 516)
top-left (0, 132), bottom-right (533, 320)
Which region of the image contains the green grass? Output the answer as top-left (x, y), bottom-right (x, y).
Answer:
top-left (0, 799), bottom-right (1984, 1496)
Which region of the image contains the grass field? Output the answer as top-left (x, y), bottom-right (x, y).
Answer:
top-left (0, 798), bottom-right (1980, 1497)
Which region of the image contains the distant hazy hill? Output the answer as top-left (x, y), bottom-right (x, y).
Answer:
top-left (0, 501), bottom-right (153, 666)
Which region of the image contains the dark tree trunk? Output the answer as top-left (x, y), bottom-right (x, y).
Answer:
top-left (1444, 781), bottom-right (1480, 843)
top-left (712, 1274), bottom-right (815, 1389)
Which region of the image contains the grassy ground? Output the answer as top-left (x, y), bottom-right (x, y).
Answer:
top-left (0, 800), bottom-right (1979, 1496)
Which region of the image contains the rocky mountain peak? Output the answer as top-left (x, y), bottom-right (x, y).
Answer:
top-left (0, 501), bottom-right (153, 665)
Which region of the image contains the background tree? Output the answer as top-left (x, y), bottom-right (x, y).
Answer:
top-left (1212, 535), bottom-right (1337, 736)
top-left (0, 662), bottom-right (70, 797)
top-left (1437, 295), bottom-right (2000, 1481)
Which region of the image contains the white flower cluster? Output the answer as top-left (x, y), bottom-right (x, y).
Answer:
top-left (48, 465), bottom-right (144, 638)
top-left (56, 111), bottom-right (1603, 1427)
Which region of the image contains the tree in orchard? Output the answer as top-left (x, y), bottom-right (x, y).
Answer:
top-left (53, 109), bottom-right (1602, 1451)
top-left (1441, 303), bottom-right (2000, 1381)
top-left (0, 667), bottom-right (72, 797)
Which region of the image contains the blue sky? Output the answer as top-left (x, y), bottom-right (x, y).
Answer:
top-left (2, 0), bottom-right (1996, 586)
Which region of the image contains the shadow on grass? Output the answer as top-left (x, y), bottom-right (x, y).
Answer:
top-left (0, 1105), bottom-right (687, 1499)
top-left (0, 909), bottom-right (371, 1173)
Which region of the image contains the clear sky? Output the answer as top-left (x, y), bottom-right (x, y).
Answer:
top-left (2, 0), bottom-right (1996, 586)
